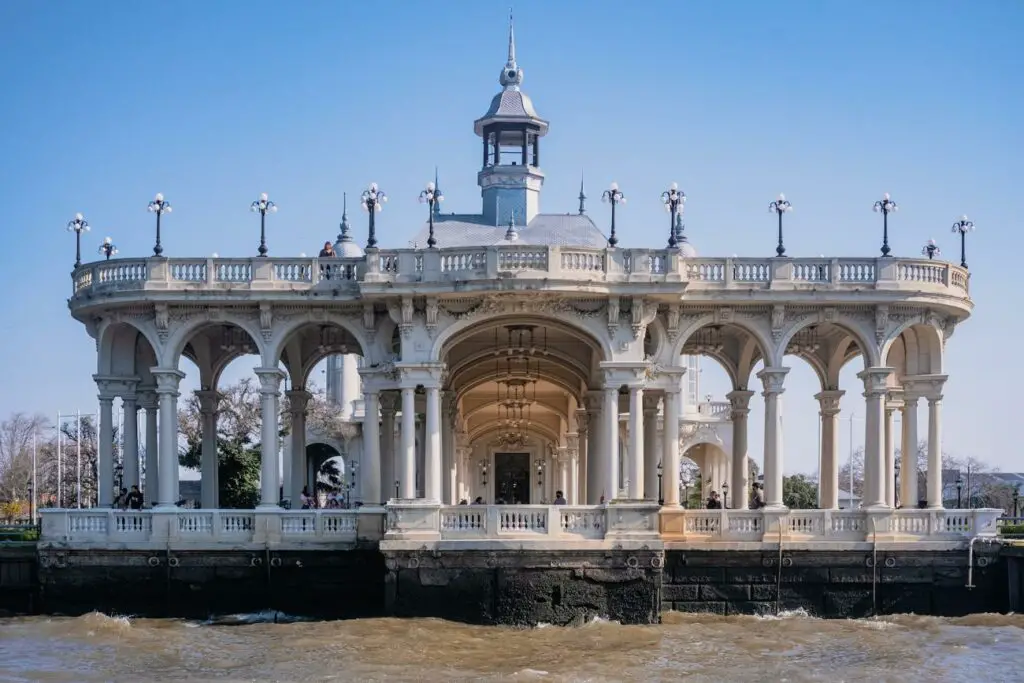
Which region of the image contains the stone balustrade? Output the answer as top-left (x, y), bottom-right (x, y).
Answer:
top-left (38, 508), bottom-right (376, 550)
top-left (69, 251), bottom-right (970, 298)
top-left (659, 507), bottom-right (1002, 548)
top-left (39, 505), bottom-right (999, 551)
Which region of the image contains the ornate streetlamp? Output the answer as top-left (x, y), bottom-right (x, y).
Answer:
top-left (66, 213), bottom-right (90, 268)
top-left (360, 183), bottom-right (387, 250)
top-left (250, 192), bottom-right (277, 257)
top-left (601, 182), bottom-right (626, 247)
top-left (1013, 489), bottom-right (1020, 518)
top-left (951, 215), bottom-right (975, 269)
top-left (394, 479), bottom-right (400, 499)
top-left (147, 193), bottom-right (172, 256)
top-left (956, 476), bottom-right (963, 509)
top-left (418, 181), bottom-right (444, 248)
top-left (26, 478), bottom-right (34, 525)
top-left (921, 239), bottom-right (941, 260)
top-left (681, 473), bottom-right (691, 509)
top-left (768, 194), bottom-right (792, 257)
top-left (98, 237), bottom-right (118, 260)
top-left (661, 183), bottom-right (685, 249)
top-left (656, 461), bottom-right (664, 506)
top-left (722, 481), bottom-right (729, 509)
top-left (114, 462), bottom-right (124, 493)
top-left (872, 192), bottom-right (898, 257)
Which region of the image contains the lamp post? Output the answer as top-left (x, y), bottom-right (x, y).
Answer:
top-left (114, 462), bottom-right (124, 495)
top-left (956, 476), bottom-right (963, 509)
top-left (98, 237), bottom-right (118, 260)
top-left (67, 213), bottom-right (90, 268)
top-left (147, 193), bottom-right (172, 256)
top-left (768, 194), bottom-right (792, 257)
top-left (921, 239), bottom-right (941, 260)
top-left (681, 474), bottom-right (691, 509)
top-left (661, 183), bottom-right (685, 249)
top-left (894, 458), bottom-right (901, 508)
top-left (951, 215), bottom-right (975, 269)
top-left (26, 478), bottom-right (34, 525)
top-left (394, 479), bottom-right (400, 499)
top-left (419, 181), bottom-right (444, 248)
top-left (656, 461), bottom-right (664, 506)
top-left (601, 182), bottom-right (626, 247)
top-left (1013, 489), bottom-right (1020, 518)
top-left (872, 193), bottom-right (898, 257)
top-left (250, 192), bottom-right (277, 257)
top-left (361, 183), bottom-right (387, 250)
top-left (722, 481), bottom-right (729, 509)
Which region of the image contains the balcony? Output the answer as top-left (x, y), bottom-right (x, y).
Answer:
top-left (69, 250), bottom-right (970, 300)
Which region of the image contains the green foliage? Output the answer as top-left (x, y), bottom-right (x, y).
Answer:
top-left (999, 524), bottom-right (1024, 536)
top-left (0, 525), bottom-right (38, 542)
top-left (217, 438), bottom-right (261, 509)
top-left (783, 474), bottom-right (818, 509)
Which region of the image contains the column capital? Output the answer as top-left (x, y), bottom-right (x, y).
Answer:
top-left (575, 407), bottom-right (589, 431)
top-left (149, 368), bottom-right (186, 395)
top-left (137, 388), bottom-right (158, 410)
top-left (93, 374), bottom-right (140, 400)
top-left (395, 362), bottom-right (446, 389)
top-left (253, 367), bottom-right (286, 395)
top-left (380, 391), bottom-right (400, 413)
top-left (642, 393), bottom-right (660, 414)
top-left (814, 389), bottom-right (844, 416)
top-left (285, 389), bottom-right (312, 415)
top-left (585, 391), bottom-right (603, 412)
top-left (756, 367), bottom-right (789, 395)
top-left (902, 374), bottom-right (947, 402)
top-left (196, 389), bottom-right (224, 415)
top-left (857, 367), bottom-right (894, 397)
top-left (726, 389), bottom-right (755, 414)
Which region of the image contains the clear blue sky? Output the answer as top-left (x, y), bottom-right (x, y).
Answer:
top-left (2, 0), bottom-right (1021, 476)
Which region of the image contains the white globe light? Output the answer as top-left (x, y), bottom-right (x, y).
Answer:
top-left (381, 195), bottom-right (388, 203)
top-left (610, 182), bottom-right (619, 191)
top-left (436, 194), bottom-right (444, 203)
top-left (269, 205), bottom-right (278, 213)
top-left (961, 214), bottom-right (968, 221)
top-left (155, 193), bottom-right (164, 201)
top-left (778, 193), bottom-right (786, 201)
top-left (883, 192), bottom-right (890, 200)
top-left (164, 206), bottom-right (172, 213)
top-left (260, 192), bottom-right (268, 201)
top-left (370, 182), bottom-right (378, 192)
top-left (620, 197), bottom-right (627, 205)
top-left (427, 181), bottom-right (435, 192)
top-left (75, 212), bottom-right (83, 221)
top-left (212, 252), bottom-right (219, 258)
top-left (104, 236), bottom-right (112, 244)
top-left (671, 182), bottom-right (678, 191)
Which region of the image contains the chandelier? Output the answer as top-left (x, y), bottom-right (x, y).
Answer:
top-left (220, 327), bottom-right (255, 354)
top-left (690, 326), bottom-right (725, 354)
top-left (496, 431), bottom-right (528, 448)
top-left (787, 326), bottom-right (821, 355)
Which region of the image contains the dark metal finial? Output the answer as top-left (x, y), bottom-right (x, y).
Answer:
top-left (338, 192), bottom-right (352, 242)
top-left (578, 171), bottom-right (587, 215)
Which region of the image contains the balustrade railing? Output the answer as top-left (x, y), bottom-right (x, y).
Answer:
top-left (69, 250), bottom-right (970, 299)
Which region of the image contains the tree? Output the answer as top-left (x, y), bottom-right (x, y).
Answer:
top-left (783, 474), bottom-right (818, 509)
top-left (0, 412), bottom-right (48, 502)
top-left (837, 446), bottom-right (864, 499)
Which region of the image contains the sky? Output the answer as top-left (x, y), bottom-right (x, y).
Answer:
top-left (1, 0), bottom-right (1021, 478)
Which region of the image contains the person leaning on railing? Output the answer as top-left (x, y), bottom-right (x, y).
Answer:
top-left (318, 241), bottom-right (336, 280)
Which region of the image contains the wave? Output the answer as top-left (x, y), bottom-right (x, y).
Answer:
top-left (203, 609), bottom-right (312, 626)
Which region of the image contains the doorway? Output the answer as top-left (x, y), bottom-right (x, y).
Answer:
top-left (494, 452), bottom-right (530, 504)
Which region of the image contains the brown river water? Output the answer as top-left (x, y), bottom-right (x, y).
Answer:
top-left (1, 610), bottom-right (1023, 682)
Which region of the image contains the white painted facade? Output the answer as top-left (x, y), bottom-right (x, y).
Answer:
top-left (48, 19), bottom-right (995, 551)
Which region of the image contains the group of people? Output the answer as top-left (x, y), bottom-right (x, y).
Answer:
top-left (703, 482), bottom-right (766, 510)
top-left (113, 485), bottom-right (144, 510)
top-left (297, 486), bottom-right (359, 510)
top-left (458, 490), bottom-right (570, 506)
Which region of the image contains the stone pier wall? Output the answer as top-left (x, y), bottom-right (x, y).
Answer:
top-left (36, 548), bottom-right (385, 619)
top-left (0, 546), bottom-right (37, 614)
top-left (382, 549), bottom-right (664, 626)
top-left (663, 548), bottom-right (1006, 618)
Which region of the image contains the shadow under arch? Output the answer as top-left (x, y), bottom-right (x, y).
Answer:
top-left (775, 316), bottom-right (881, 373)
top-left (274, 321), bottom-right (367, 389)
top-left (880, 320), bottom-right (944, 376)
top-left (97, 319), bottom-right (161, 378)
top-left (162, 315), bottom-right (266, 373)
top-left (669, 315), bottom-right (774, 370)
top-left (433, 313), bottom-right (612, 364)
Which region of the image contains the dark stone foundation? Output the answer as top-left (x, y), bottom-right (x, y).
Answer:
top-left (382, 549), bottom-right (664, 626)
top-left (36, 548), bottom-right (386, 619)
top-left (663, 548), bottom-right (1006, 618)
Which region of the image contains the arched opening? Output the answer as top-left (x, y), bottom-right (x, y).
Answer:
top-left (441, 316), bottom-right (605, 505)
top-left (680, 443), bottom-right (731, 508)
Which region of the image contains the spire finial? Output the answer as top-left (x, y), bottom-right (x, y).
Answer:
top-left (505, 209), bottom-right (519, 241)
top-left (499, 9), bottom-right (523, 89)
top-left (578, 169), bottom-right (587, 215)
top-left (508, 9), bottom-right (516, 66)
top-left (338, 192), bottom-right (352, 242)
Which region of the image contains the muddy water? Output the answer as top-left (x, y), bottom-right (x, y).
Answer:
top-left (1, 610), bottom-right (1022, 682)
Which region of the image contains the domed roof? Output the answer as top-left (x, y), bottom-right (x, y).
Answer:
top-left (678, 240), bottom-right (698, 258)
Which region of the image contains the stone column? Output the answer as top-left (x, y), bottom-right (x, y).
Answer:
top-left (151, 369), bottom-right (185, 508)
top-left (626, 386), bottom-right (644, 499)
top-left (380, 393), bottom-right (398, 501)
top-left (728, 389), bottom-right (755, 510)
top-left (884, 399), bottom-right (899, 507)
top-left (287, 389), bottom-right (310, 506)
top-left (900, 393), bottom-right (920, 508)
top-left (122, 394), bottom-right (140, 490)
top-left (603, 387), bottom-right (619, 501)
top-left (361, 390), bottom-right (381, 505)
top-left (643, 394), bottom-right (659, 500)
top-left (424, 387), bottom-right (442, 502)
top-left (196, 390), bottom-right (221, 509)
top-left (926, 390), bottom-right (944, 509)
top-left (584, 393), bottom-right (602, 504)
top-left (575, 408), bottom-right (589, 504)
top-left (442, 392), bottom-right (456, 505)
top-left (97, 394), bottom-right (115, 507)
top-left (140, 391), bottom-right (158, 504)
top-left (815, 390), bottom-right (843, 510)
top-left (399, 387), bottom-right (416, 498)
top-left (757, 368), bottom-right (789, 509)
top-left (254, 368), bottom-right (284, 508)
top-left (662, 388), bottom-right (681, 505)
top-left (859, 368), bottom-right (892, 509)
